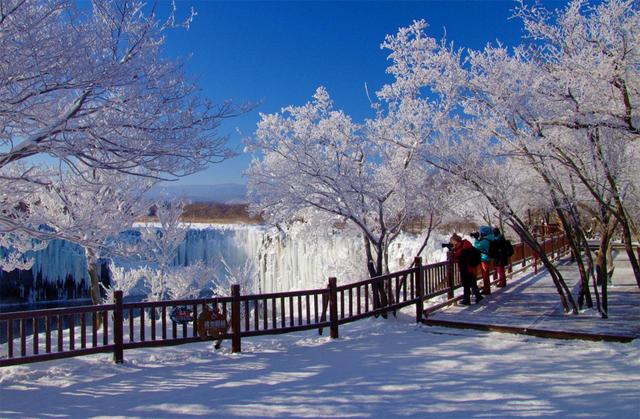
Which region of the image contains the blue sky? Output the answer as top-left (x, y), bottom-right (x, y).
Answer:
top-left (161, 0), bottom-right (570, 186)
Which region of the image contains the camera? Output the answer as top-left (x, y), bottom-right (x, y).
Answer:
top-left (470, 231), bottom-right (480, 239)
top-left (441, 243), bottom-right (453, 250)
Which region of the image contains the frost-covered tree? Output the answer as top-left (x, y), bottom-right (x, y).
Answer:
top-left (105, 200), bottom-right (213, 303)
top-left (457, 0), bottom-right (640, 309)
top-left (372, 0), bottom-right (639, 312)
top-left (374, 19), bottom-right (583, 311)
top-left (104, 264), bottom-right (145, 304)
top-left (137, 200), bottom-right (189, 302)
top-left (167, 261), bottom-right (214, 300)
top-left (0, 0), bottom-right (239, 269)
top-left (0, 165), bottom-right (52, 270)
top-left (106, 259), bottom-right (214, 303)
top-left (37, 168), bottom-right (153, 304)
top-left (211, 255), bottom-right (256, 297)
top-left (246, 88), bottom-right (440, 280)
top-left (510, 0), bottom-right (640, 287)
top-left (246, 88), bottom-right (449, 313)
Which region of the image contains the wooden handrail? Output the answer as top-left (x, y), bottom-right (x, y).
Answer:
top-left (336, 266), bottom-right (421, 292)
top-left (0, 304), bottom-right (115, 321)
top-left (239, 287), bottom-right (328, 301)
top-left (122, 297), bottom-right (233, 309)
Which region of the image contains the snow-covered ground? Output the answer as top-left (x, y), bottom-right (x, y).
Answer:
top-left (1, 308), bottom-right (638, 418)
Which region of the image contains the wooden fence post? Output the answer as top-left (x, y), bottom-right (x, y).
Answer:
top-left (113, 290), bottom-right (124, 364)
top-left (328, 277), bottom-right (339, 339)
top-left (231, 284), bottom-right (241, 353)
top-left (446, 251), bottom-right (455, 299)
top-left (601, 263), bottom-right (609, 319)
top-left (318, 287), bottom-right (329, 336)
top-left (414, 257), bottom-right (424, 323)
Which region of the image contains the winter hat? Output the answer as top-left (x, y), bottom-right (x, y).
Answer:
top-left (479, 226), bottom-right (492, 236)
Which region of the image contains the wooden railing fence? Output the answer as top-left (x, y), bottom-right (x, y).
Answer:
top-left (0, 235), bottom-right (569, 367)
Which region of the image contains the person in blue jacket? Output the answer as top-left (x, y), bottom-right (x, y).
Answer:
top-left (472, 226), bottom-right (494, 294)
top-left (492, 227), bottom-right (509, 287)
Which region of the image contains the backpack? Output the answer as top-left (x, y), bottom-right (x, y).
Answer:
top-left (463, 246), bottom-right (482, 267)
top-left (494, 238), bottom-right (514, 259)
top-left (503, 240), bottom-right (514, 257)
top-left (488, 239), bottom-right (499, 259)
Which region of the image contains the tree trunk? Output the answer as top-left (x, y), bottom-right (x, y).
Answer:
top-left (618, 216), bottom-right (640, 288)
top-left (364, 236), bottom-right (379, 277)
top-left (509, 156), bottom-right (577, 312)
top-left (593, 212), bottom-right (618, 319)
top-left (375, 240), bottom-right (389, 312)
top-left (590, 128), bottom-right (640, 287)
top-left (541, 251), bottom-right (577, 314)
top-left (85, 247), bottom-right (102, 306)
top-left (555, 207), bottom-right (592, 308)
top-left (575, 228), bottom-right (597, 310)
top-left (595, 238), bottom-right (609, 319)
top-left (508, 220), bottom-right (578, 313)
top-left (606, 243), bottom-right (615, 281)
top-left (577, 234), bottom-right (602, 315)
top-left (412, 213), bottom-right (435, 265)
top-left (85, 247), bottom-right (108, 327)
top-left (364, 237), bottom-right (388, 318)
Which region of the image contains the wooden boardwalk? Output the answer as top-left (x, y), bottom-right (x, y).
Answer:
top-left (423, 252), bottom-right (640, 342)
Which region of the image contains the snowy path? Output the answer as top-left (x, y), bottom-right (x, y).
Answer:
top-left (1, 310), bottom-right (638, 418)
top-left (426, 253), bottom-right (640, 340)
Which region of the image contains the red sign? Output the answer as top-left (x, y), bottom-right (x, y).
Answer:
top-left (170, 306), bottom-right (194, 324)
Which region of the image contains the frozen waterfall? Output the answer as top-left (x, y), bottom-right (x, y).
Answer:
top-left (1, 223), bottom-right (447, 301)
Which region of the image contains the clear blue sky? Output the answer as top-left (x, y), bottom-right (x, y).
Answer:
top-left (161, 0), bottom-right (570, 186)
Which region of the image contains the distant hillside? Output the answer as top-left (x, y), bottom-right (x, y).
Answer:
top-left (146, 183), bottom-right (247, 204)
top-left (142, 201), bottom-right (263, 224)
top-left (182, 202), bottom-right (262, 224)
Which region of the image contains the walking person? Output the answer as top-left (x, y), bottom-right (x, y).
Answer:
top-left (492, 227), bottom-right (509, 287)
top-left (472, 226), bottom-right (495, 295)
top-left (450, 234), bottom-right (483, 305)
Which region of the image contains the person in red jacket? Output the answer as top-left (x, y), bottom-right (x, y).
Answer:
top-left (450, 234), bottom-right (483, 305)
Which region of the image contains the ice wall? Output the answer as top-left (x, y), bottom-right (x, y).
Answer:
top-left (2, 224), bottom-right (448, 299)
top-left (173, 224), bottom-right (368, 293)
top-left (170, 224), bottom-right (446, 293)
top-left (29, 240), bottom-right (88, 288)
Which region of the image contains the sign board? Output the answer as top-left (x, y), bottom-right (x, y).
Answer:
top-left (170, 306), bottom-right (194, 324)
top-left (197, 305), bottom-right (229, 339)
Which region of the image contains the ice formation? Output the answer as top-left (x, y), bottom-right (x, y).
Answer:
top-left (2, 224), bottom-right (446, 299)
